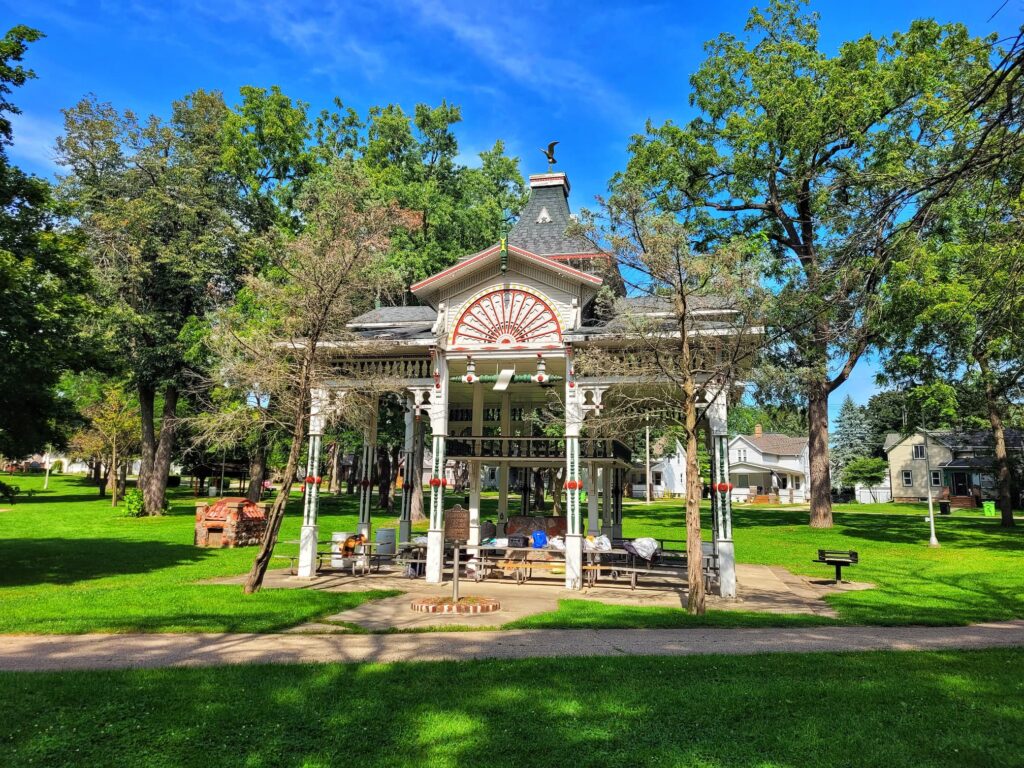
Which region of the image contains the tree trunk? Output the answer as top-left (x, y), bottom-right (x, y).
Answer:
top-left (141, 384), bottom-right (178, 515)
top-left (676, 299), bottom-right (705, 615)
top-left (244, 367), bottom-right (311, 594)
top-left (91, 458), bottom-right (103, 495)
top-left (532, 469), bottom-right (545, 511)
top-left (551, 467), bottom-right (565, 515)
top-left (980, 358), bottom-right (1015, 527)
top-left (347, 453), bottom-right (358, 495)
top-left (109, 435), bottom-right (118, 507)
top-left (138, 383), bottom-right (156, 493)
top-left (410, 423), bottom-right (426, 522)
top-left (328, 441), bottom-right (342, 494)
top-left (807, 381), bottom-right (834, 528)
top-left (246, 444), bottom-right (267, 503)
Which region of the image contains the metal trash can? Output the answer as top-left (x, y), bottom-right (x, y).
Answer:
top-left (938, 500), bottom-right (951, 515)
top-left (982, 500), bottom-right (997, 517)
top-left (375, 527), bottom-right (396, 556)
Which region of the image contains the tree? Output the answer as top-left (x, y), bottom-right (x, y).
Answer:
top-left (196, 160), bottom-right (409, 593)
top-left (58, 90), bottom-right (246, 514)
top-left (574, 184), bottom-right (764, 614)
top-left (883, 173), bottom-right (1024, 526)
top-left (831, 396), bottom-right (872, 487)
top-left (0, 26), bottom-right (91, 456)
top-left (67, 376), bottom-right (141, 502)
top-left (842, 457), bottom-right (888, 502)
top-left (727, 402), bottom-right (805, 437)
top-left (621, 1), bottom-right (1009, 527)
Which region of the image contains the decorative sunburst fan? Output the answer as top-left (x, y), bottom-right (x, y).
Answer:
top-left (452, 289), bottom-right (561, 346)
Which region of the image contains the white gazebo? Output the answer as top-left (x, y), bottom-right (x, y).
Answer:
top-left (296, 171), bottom-right (747, 597)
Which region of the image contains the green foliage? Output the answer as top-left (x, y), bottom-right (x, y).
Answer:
top-left (0, 478), bottom-right (18, 504)
top-left (831, 396), bottom-right (873, 485)
top-left (0, 26), bottom-right (93, 455)
top-left (728, 402), bottom-right (806, 437)
top-left (122, 488), bottom-right (144, 517)
top-left (842, 457), bottom-right (889, 489)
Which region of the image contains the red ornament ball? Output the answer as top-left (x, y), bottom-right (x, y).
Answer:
top-left (304, 475), bottom-right (314, 484)
top-left (429, 477), bottom-right (441, 487)
top-left (716, 481), bottom-right (733, 493)
top-left (314, 476), bottom-right (322, 484)
top-left (441, 478), bottom-right (448, 487)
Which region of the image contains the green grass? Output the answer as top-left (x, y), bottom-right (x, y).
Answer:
top-left (2, 474), bottom-right (1022, 634)
top-left (0, 473), bottom-right (398, 634)
top-left (1, 649), bottom-right (1021, 767)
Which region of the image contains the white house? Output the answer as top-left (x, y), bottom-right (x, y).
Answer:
top-left (629, 439), bottom-right (688, 498)
top-left (728, 426), bottom-right (809, 504)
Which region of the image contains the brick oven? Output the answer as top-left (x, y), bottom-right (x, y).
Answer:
top-left (195, 497), bottom-right (269, 548)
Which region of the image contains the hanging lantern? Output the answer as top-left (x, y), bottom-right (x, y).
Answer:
top-left (429, 477), bottom-right (442, 487)
top-left (314, 476), bottom-right (322, 485)
top-left (304, 475), bottom-right (315, 484)
top-left (716, 481), bottom-right (733, 494)
top-left (441, 478), bottom-right (448, 487)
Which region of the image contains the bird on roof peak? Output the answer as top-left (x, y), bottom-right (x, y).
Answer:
top-left (540, 141), bottom-right (559, 170)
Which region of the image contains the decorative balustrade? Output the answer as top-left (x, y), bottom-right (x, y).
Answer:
top-left (331, 357), bottom-right (431, 379)
top-left (444, 436), bottom-right (631, 462)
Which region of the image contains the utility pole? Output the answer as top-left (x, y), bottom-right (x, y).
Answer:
top-left (924, 427), bottom-right (939, 547)
top-left (645, 421), bottom-right (652, 504)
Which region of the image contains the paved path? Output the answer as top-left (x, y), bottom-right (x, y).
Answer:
top-left (1, 621), bottom-right (1023, 672)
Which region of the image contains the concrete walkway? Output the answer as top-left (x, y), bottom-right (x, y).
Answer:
top-left (1, 621), bottom-right (1022, 672)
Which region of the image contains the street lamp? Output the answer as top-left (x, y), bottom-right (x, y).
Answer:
top-left (923, 427), bottom-right (940, 548)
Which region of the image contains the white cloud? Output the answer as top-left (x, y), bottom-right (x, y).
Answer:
top-left (7, 112), bottom-right (62, 174)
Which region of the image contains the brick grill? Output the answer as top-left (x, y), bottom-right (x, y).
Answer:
top-left (195, 497), bottom-right (269, 548)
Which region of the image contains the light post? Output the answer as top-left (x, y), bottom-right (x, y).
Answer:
top-left (923, 427), bottom-right (940, 548)
top-left (645, 414), bottom-right (652, 504)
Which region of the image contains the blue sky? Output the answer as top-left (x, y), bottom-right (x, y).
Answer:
top-left (6, 0), bottom-right (1023, 420)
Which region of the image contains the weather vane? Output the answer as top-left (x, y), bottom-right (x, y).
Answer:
top-left (540, 141), bottom-right (559, 171)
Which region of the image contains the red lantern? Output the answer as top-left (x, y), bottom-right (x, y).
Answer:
top-left (314, 476), bottom-right (322, 484)
top-left (716, 481), bottom-right (733, 493)
top-left (429, 477), bottom-right (441, 487)
top-left (441, 478), bottom-right (448, 487)
top-left (305, 475), bottom-right (314, 484)
top-left (565, 480), bottom-right (578, 491)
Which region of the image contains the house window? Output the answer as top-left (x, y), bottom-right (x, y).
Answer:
top-left (902, 470), bottom-right (913, 487)
top-left (913, 444), bottom-right (926, 460)
top-left (794, 477), bottom-right (802, 490)
top-left (737, 474), bottom-right (749, 488)
top-left (736, 448), bottom-right (747, 462)
top-left (930, 470), bottom-right (941, 487)
top-left (652, 471), bottom-right (663, 486)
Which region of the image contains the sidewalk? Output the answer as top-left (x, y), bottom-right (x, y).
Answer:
top-left (1, 621), bottom-right (1022, 672)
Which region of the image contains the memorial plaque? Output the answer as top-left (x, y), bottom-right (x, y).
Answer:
top-left (444, 504), bottom-right (471, 541)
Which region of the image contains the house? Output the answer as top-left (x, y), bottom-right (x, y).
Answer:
top-left (628, 439), bottom-right (688, 498)
top-left (728, 425), bottom-right (809, 504)
top-left (883, 428), bottom-right (1024, 507)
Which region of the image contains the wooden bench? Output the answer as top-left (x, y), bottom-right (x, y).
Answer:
top-left (814, 549), bottom-right (858, 582)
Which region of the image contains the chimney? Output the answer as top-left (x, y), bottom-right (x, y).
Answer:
top-left (528, 171), bottom-right (570, 195)
top-left (754, 424), bottom-right (763, 438)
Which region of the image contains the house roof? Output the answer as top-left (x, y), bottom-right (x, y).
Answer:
top-left (730, 460), bottom-right (805, 476)
top-left (883, 428), bottom-right (1024, 454)
top-left (745, 433), bottom-right (807, 456)
top-left (506, 173), bottom-right (602, 258)
top-left (937, 457), bottom-right (997, 470)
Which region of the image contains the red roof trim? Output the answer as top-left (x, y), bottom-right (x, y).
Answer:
top-left (410, 243), bottom-right (602, 294)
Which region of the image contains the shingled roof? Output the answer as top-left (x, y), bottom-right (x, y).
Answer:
top-left (746, 433), bottom-right (807, 456)
top-left (507, 173), bottom-right (600, 257)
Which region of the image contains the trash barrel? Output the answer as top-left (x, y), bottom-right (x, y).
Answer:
top-left (375, 527), bottom-right (396, 556)
top-left (939, 500), bottom-right (951, 515)
top-left (982, 500), bottom-right (997, 517)
top-left (331, 531), bottom-right (354, 568)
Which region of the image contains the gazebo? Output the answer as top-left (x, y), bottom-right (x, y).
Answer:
top-left (296, 170), bottom-right (745, 597)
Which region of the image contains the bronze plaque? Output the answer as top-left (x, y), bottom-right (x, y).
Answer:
top-left (445, 505), bottom-right (470, 541)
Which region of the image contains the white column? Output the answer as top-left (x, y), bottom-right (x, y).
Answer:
top-left (707, 390), bottom-right (736, 598)
top-left (357, 395), bottom-right (379, 542)
top-left (564, 361), bottom-right (583, 589)
top-left (297, 388), bottom-right (327, 578)
top-left (399, 394), bottom-right (416, 544)
top-left (586, 463), bottom-right (599, 535)
top-left (469, 383), bottom-right (483, 545)
top-left (425, 351), bottom-right (449, 583)
top-left (497, 391), bottom-right (511, 534)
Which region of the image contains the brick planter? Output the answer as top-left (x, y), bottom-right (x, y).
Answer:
top-left (410, 596), bottom-right (501, 614)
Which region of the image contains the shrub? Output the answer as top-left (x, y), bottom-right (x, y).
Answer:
top-left (124, 488), bottom-right (145, 517)
top-left (0, 480), bottom-right (19, 504)
top-left (166, 475), bottom-right (182, 488)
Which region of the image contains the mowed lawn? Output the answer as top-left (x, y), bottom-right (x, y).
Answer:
top-left (0, 474), bottom-right (398, 634)
top-left (1, 649), bottom-right (1022, 767)
top-left (1, 473), bottom-right (1022, 633)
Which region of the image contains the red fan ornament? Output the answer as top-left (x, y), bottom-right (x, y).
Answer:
top-left (716, 482), bottom-right (733, 493)
top-left (304, 475), bottom-right (314, 484)
top-left (429, 477), bottom-right (442, 487)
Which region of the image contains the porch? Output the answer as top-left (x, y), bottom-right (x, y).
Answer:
top-left (729, 462), bottom-right (807, 504)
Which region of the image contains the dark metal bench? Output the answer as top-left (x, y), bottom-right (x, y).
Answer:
top-left (814, 549), bottom-right (858, 582)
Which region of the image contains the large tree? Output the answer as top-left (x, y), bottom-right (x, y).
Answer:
top-left (830, 395), bottom-right (872, 487)
top-left (0, 26), bottom-right (91, 457)
top-left (620, 1), bottom-right (1009, 526)
top-left (57, 90), bottom-right (246, 514)
top-left (883, 173), bottom-right (1024, 526)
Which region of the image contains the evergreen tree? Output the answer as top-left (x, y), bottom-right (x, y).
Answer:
top-left (830, 395), bottom-right (872, 487)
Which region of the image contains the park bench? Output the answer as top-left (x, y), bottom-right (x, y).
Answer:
top-left (814, 549), bottom-right (858, 582)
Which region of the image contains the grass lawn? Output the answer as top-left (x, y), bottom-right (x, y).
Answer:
top-left (1, 474), bottom-right (1022, 633)
top-left (0, 473), bottom-right (398, 634)
top-left (0, 649), bottom-right (1021, 767)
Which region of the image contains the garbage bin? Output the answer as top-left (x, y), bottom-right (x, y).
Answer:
top-left (939, 500), bottom-right (951, 515)
top-left (982, 500), bottom-right (997, 517)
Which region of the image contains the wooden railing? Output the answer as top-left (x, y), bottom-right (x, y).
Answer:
top-left (445, 436), bottom-right (631, 462)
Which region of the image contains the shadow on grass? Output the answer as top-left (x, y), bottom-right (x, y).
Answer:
top-left (1, 650), bottom-right (1021, 767)
top-left (0, 537), bottom-right (210, 587)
